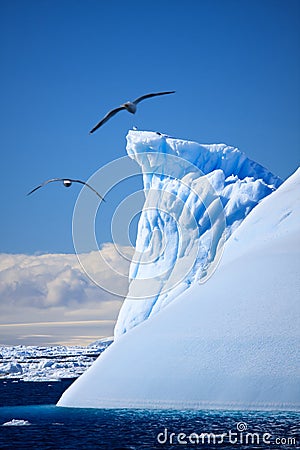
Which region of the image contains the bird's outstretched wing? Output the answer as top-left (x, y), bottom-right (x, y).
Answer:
top-left (89, 106), bottom-right (126, 133)
top-left (133, 91), bottom-right (175, 105)
top-left (71, 180), bottom-right (106, 201)
top-left (27, 178), bottom-right (64, 196)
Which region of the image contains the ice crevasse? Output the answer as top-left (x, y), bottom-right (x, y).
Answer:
top-left (58, 131), bottom-right (299, 409)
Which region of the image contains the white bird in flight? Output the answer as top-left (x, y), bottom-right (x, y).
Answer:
top-left (89, 90), bottom-right (175, 134)
top-left (27, 178), bottom-right (105, 201)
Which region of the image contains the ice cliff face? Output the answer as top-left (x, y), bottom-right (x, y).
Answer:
top-left (115, 131), bottom-right (281, 337)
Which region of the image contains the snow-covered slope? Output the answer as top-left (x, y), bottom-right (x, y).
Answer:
top-left (115, 131), bottom-right (281, 337)
top-left (58, 133), bottom-right (299, 410)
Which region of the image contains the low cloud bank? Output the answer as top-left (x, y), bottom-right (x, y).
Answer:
top-left (0, 243), bottom-right (133, 345)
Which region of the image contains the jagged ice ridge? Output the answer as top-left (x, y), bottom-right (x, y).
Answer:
top-left (115, 131), bottom-right (281, 337)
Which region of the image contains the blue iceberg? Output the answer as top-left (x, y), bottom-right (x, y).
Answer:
top-left (58, 131), bottom-right (299, 410)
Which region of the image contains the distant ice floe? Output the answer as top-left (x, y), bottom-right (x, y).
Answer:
top-left (0, 339), bottom-right (112, 382)
top-left (2, 419), bottom-right (31, 426)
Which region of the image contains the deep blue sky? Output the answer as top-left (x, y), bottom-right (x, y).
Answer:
top-left (1, 0), bottom-right (299, 254)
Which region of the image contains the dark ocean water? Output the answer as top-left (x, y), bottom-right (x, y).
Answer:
top-left (0, 380), bottom-right (299, 450)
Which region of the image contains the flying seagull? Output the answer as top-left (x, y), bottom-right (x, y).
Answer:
top-left (89, 90), bottom-right (175, 134)
top-left (27, 178), bottom-right (105, 201)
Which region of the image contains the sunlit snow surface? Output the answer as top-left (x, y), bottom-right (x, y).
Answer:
top-left (58, 131), bottom-right (299, 410)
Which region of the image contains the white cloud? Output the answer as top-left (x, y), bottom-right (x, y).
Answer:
top-left (0, 243), bottom-right (134, 345)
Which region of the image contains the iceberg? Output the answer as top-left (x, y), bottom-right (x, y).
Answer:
top-left (58, 131), bottom-right (299, 410)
